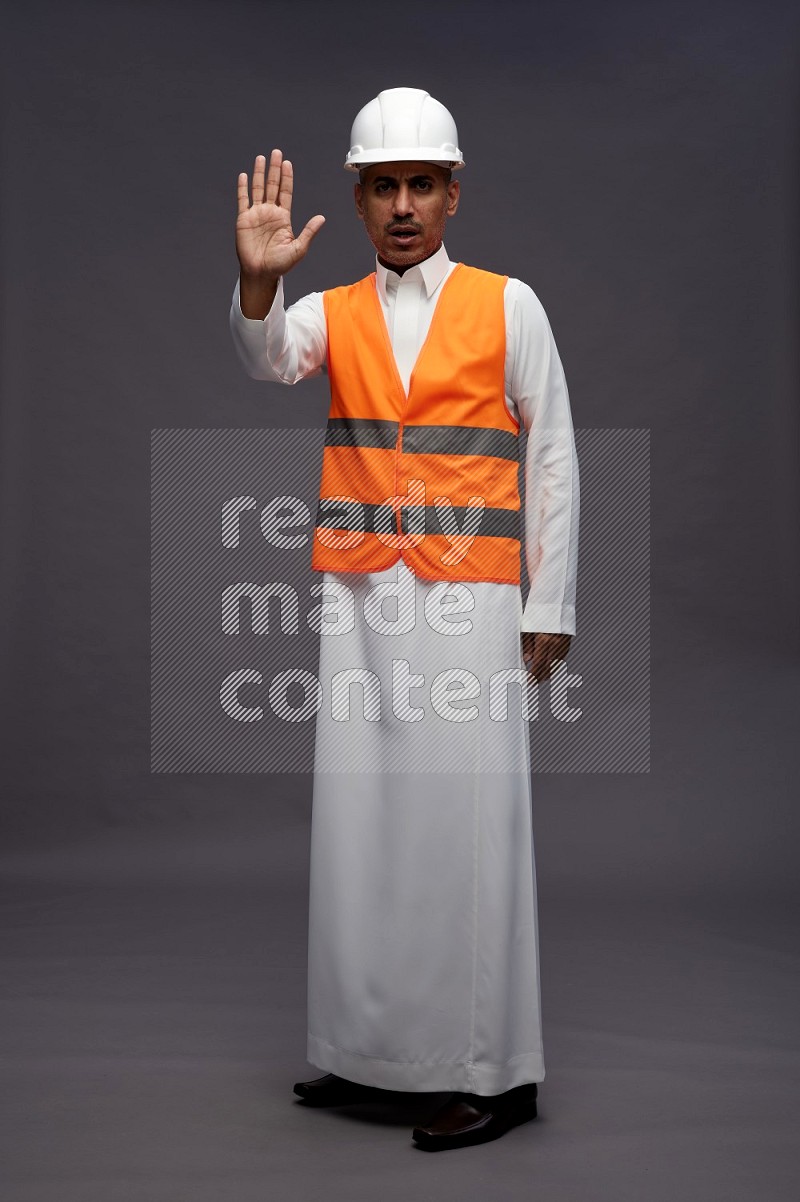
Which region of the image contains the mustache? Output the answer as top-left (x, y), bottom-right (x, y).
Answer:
top-left (385, 221), bottom-right (422, 233)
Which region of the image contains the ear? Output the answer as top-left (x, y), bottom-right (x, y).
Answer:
top-left (446, 178), bottom-right (460, 217)
top-left (354, 181), bottom-right (365, 221)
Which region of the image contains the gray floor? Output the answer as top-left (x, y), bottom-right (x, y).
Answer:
top-left (1, 818), bottom-right (797, 1202)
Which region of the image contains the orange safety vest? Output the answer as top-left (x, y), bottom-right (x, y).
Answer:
top-left (312, 262), bottom-right (522, 584)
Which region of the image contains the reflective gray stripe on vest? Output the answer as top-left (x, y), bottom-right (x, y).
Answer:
top-left (316, 499), bottom-right (520, 541)
top-left (401, 424), bottom-right (519, 462)
top-left (324, 419), bottom-right (519, 462)
top-left (324, 418), bottom-right (399, 450)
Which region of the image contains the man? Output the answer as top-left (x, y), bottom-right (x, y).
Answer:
top-left (230, 87), bottom-right (579, 1151)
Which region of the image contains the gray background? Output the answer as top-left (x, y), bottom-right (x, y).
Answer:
top-left (1, 0), bottom-right (798, 1198)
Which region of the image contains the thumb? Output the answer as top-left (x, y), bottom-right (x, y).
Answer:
top-left (295, 214), bottom-right (326, 256)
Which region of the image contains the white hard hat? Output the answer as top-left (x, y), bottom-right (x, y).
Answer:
top-left (344, 87), bottom-right (465, 172)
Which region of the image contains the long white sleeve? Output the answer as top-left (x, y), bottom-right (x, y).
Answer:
top-left (506, 279), bottom-right (580, 636)
top-left (229, 276), bottom-right (327, 382)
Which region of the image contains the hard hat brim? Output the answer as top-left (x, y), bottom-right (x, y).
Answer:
top-left (344, 148), bottom-right (465, 172)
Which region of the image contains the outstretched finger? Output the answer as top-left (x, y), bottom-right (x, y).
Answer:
top-left (237, 172), bottom-right (251, 216)
top-left (294, 213), bottom-right (326, 255)
top-left (250, 153), bottom-right (267, 206)
top-left (278, 158), bottom-right (294, 210)
top-left (264, 148), bottom-right (282, 205)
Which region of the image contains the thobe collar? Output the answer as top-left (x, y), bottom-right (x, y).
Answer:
top-left (375, 242), bottom-right (451, 303)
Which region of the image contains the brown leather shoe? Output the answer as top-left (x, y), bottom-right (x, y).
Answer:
top-left (293, 1072), bottom-right (383, 1106)
top-left (412, 1083), bottom-right (538, 1150)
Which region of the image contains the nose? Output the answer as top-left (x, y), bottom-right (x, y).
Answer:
top-left (392, 182), bottom-right (414, 217)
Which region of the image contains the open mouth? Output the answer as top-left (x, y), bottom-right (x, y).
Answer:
top-left (388, 229), bottom-right (419, 242)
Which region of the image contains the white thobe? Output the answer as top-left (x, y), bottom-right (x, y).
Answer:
top-left (229, 243), bottom-right (579, 1094)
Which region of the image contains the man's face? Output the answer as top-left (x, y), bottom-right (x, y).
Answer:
top-left (354, 161), bottom-right (460, 270)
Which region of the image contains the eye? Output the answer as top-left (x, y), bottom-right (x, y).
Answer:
top-left (374, 181), bottom-right (392, 194)
top-left (415, 180), bottom-right (433, 192)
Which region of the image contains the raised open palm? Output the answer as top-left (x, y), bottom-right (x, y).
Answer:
top-left (236, 149), bottom-right (325, 279)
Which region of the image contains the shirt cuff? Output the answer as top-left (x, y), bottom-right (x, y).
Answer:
top-left (231, 275), bottom-right (285, 327)
top-left (229, 276), bottom-right (290, 378)
top-left (520, 601), bottom-right (576, 636)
